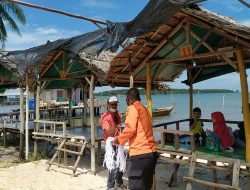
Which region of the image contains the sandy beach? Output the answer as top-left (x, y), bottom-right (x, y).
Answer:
top-left (0, 146), bottom-right (248, 190)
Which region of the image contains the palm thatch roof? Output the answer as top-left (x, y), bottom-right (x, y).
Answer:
top-left (107, 6), bottom-right (250, 87)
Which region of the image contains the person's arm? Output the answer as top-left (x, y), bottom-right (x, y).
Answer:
top-left (102, 115), bottom-right (118, 136)
top-left (116, 106), bottom-right (138, 145)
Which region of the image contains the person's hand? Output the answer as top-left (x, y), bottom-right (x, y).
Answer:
top-left (112, 137), bottom-right (119, 145)
top-left (116, 124), bottom-right (121, 129)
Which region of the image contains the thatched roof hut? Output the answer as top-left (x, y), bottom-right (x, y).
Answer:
top-left (107, 6), bottom-right (250, 86)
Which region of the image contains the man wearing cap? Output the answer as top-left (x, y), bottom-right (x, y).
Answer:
top-left (101, 96), bottom-right (127, 190)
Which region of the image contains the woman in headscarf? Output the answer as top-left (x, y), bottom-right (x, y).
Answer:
top-left (211, 112), bottom-right (235, 149)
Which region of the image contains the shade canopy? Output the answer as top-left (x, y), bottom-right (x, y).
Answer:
top-left (107, 6), bottom-right (250, 86)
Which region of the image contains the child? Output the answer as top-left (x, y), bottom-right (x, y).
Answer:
top-left (211, 112), bottom-right (234, 150)
top-left (189, 107), bottom-right (206, 146)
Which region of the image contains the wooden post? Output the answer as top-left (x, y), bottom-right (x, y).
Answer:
top-left (146, 62), bottom-right (152, 117)
top-left (68, 89), bottom-right (72, 127)
top-left (25, 74), bottom-right (30, 160)
top-left (130, 75), bottom-right (134, 88)
top-left (34, 80), bottom-right (40, 156)
top-left (19, 87), bottom-right (25, 159)
top-left (90, 75), bottom-right (96, 174)
top-left (3, 119), bottom-right (6, 148)
top-left (83, 85), bottom-right (88, 126)
top-left (236, 50), bottom-right (250, 163)
top-left (146, 62), bottom-right (156, 190)
top-left (189, 84), bottom-right (193, 118)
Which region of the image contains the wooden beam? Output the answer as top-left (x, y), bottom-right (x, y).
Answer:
top-left (193, 28), bottom-right (214, 53)
top-left (85, 77), bottom-right (91, 85)
top-left (186, 27), bottom-right (238, 71)
top-left (132, 18), bottom-right (187, 78)
top-left (40, 51), bottom-right (63, 77)
top-left (149, 48), bottom-right (250, 64)
top-left (67, 69), bottom-right (89, 75)
top-left (191, 67), bottom-right (203, 84)
top-left (126, 24), bottom-right (169, 70)
top-left (193, 59), bottom-right (250, 68)
top-left (182, 13), bottom-right (250, 47)
top-left (8, 0), bottom-right (107, 25)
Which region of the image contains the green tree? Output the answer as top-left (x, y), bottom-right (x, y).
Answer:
top-left (0, 0), bottom-right (26, 46)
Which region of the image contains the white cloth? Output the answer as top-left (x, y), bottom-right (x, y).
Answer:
top-left (103, 137), bottom-right (126, 172)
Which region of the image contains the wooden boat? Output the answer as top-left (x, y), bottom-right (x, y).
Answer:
top-left (152, 105), bottom-right (174, 117)
top-left (122, 105), bottom-right (174, 117)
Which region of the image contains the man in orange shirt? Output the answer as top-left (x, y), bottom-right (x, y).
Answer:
top-left (101, 96), bottom-right (127, 190)
top-left (113, 88), bottom-right (158, 190)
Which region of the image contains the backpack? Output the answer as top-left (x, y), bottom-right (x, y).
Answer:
top-left (205, 133), bottom-right (221, 152)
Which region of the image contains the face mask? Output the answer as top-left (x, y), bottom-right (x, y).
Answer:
top-left (109, 108), bottom-right (117, 113)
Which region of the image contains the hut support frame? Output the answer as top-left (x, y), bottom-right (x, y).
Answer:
top-left (25, 74), bottom-right (30, 160)
top-left (236, 50), bottom-right (250, 163)
top-left (19, 87), bottom-right (25, 159)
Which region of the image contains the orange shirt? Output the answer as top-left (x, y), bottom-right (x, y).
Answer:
top-left (117, 101), bottom-right (156, 156)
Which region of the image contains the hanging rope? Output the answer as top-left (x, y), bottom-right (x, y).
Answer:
top-left (103, 137), bottom-right (126, 172)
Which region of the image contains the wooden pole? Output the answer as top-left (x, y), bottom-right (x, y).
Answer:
top-left (34, 80), bottom-right (40, 156)
top-left (90, 75), bottom-right (96, 174)
top-left (146, 62), bottom-right (156, 190)
top-left (146, 62), bottom-right (152, 117)
top-left (83, 85), bottom-right (88, 126)
top-left (68, 89), bottom-right (72, 127)
top-left (8, 0), bottom-right (107, 25)
top-left (130, 75), bottom-right (134, 88)
top-left (25, 74), bottom-right (30, 160)
top-left (189, 84), bottom-right (193, 118)
top-left (19, 87), bottom-right (25, 159)
top-left (236, 50), bottom-right (250, 162)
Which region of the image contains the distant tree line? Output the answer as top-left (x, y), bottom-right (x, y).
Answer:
top-left (95, 88), bottom-right (235, 96)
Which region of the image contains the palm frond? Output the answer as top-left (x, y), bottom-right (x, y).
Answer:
top-left (0, 17), bottom-right (7, 47)
top-left (0, 5), bottom-right (21, 36)
top-left (0, 0), bottom-right (26, 24)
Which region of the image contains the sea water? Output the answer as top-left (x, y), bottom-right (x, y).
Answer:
top-left (0, 93), bottom-right (243, 131)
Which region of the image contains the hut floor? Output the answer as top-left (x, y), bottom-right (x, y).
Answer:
top-left (157, 143), bottom-right (246, 161)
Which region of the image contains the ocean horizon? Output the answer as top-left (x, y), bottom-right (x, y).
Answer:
top-left (0, 93), bottom-right (243, 131)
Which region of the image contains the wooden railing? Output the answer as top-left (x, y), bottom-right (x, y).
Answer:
top-left (33, 119), bottom-right (66, 137)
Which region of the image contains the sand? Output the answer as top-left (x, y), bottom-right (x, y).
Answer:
top-left (0, 146), bottom-right (248, 190)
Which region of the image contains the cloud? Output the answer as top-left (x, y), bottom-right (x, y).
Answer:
top-left (240, 19), bottom-right (250, 27)
top-left (5, 26), bottom-right (81, 51)
top-left (80, 0), bottom-right (117, 9)
top-left (204, 0), bottom-right (245, 12)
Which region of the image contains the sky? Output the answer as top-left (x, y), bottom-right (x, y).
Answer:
top-left (3, 0), bottom-right (250, 92)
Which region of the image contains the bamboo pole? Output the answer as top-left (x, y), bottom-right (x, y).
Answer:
top-left (34, 80), bottom-right (40, 156)
top-left (146, 62), bottom-right (152, 117)
top-left (90, 75), bottom-right (96, 173)
top-left (19, 87), bottom-right (25, 159)
top-left (8, 0), bottom-right (107, 25)
top-left (25, 74), bottom-right (30, 160)
top-left (236, 50), bottom-right (250, 162)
